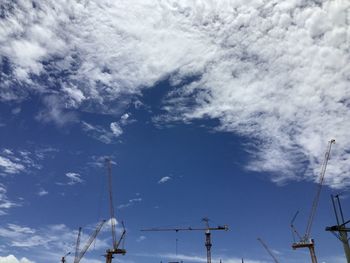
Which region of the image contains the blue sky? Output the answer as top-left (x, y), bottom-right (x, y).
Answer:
top-left (0, 1), bottom-right (350, 263)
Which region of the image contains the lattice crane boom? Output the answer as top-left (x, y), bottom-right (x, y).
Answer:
top-left (74, 227), bottom-right (82, 263)
top-left (74, 220), bottom-right (106, 263)
top-left (291, 139), bottom-right (335, 263)
top-left (304, 139), bottom-right (335, 240)
top-left (257, 237), bottom-right (279, 263)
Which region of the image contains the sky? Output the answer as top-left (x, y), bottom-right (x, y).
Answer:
top-left (0, 0), bottom-right (350, 262)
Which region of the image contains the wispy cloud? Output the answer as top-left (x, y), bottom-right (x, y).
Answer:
top-left (0, 184), bottom-right (20, 215)
top-left (82, 113), bottom-right (133, 143)
top-left (0, 222), bottom-right (108, 261)
top-left (118, 197), bottom-right (142, 209)
top-left (88, 155), bottom-right (116, 168)
top-left (136, 235), bottom-right (146, 242)
top-left (37, 189), bottom-right (48, 197)
top-left (35, 95), bottom-right (78, 126)
top-left (110, 122), bottom-right (123, 137)
top-left (81, 121), bottom-right (121, 144)
top-left (137, 252), bottom-right (266, 263)
top-left (0, 156), bottom-right (25, 174)
top-left (65, 172), bottom-right (84, 185)
top-left (158, 176), bottom-right (171, 184)
top-left (0, 147), bottom-right (56, 176)
top-left (1, 0), bottom-right (350, 188)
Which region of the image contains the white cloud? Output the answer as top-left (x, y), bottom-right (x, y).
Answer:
top-left (136, 235), bottom-right (146, 242)
top-left (0, 184), bottom-right (20, 215)
top-left (118, 196), bottom-right (143, 209)
top-left (82, 121), bottom-right (121, 144)
top-left (139, 253), bottom-right (266, 263)
top-left (0, 224), bottom-right (110, 263)
top-left (120, 113), bottom-right (130, 125)
top-left (35, 95), bottom-right (77, 126)
top-left (88, 155), bottom-right (117, 168)
top-left (158, 176), bottom-right (171, 184)
top-left (110, 122), bottom-right (123, 137)
top-left (0, 222), bottom-right (109, 262)
top-left (11, 107), bottom-right (21, 115)
top-left (1, 0), bottom-right (350, 188)
top-left (0, 156), bottom-right (24, 174)
top-left (0, 255), bottom-right (35, 263)
top-left (37, 189), bottom-right (48, 197)
top-left (0, 147), bottom-right (55, 176)
top-left (65, 172), bottom-right (84, 185)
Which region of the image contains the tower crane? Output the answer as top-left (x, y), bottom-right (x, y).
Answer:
top-left (325, 194), bottom-right (350, 262)
top-left (257, 237), bottom-right (280, 263)
top-left (105, 158), bottom-right (127, 263)
top-left (74, 220), bottom-right (106, 263)
top-left (141, 217), bottom-right (228, 263)
top-left (291, 139), bottom-right (335, 263)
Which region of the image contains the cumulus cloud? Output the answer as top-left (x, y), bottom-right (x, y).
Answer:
top-left (1, 0), bottom-right (350, 187)
top-left (158, 176), bottom-right (171, 184)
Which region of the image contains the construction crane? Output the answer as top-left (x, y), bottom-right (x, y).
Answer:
top-left (325, 194), bottom-right (350, 262)
top-left (141, 217), bottom-right (228, 263)
top-left (105, 158), bottom-right (127, 263)
top-left (61, 252), bottom-right (71, 263)
top-left (291, 139), bottom-right (335, 263)
top-left (257, 237), bottom-right (279, 263)
top-left (73, 220), bottom-right (106, 263)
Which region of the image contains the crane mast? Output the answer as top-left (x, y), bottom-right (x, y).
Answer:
top-left (141, 218), bottom-right (228, 263)
top-left (325, 194), bottom-right (350, 262)
top-left (105, 158), bottom-right (127, 263)
top-left (257, 237), bottom-right (279, 263)
top-left (291, 139), bottom-right (335, 263)
top-left (203, 218), bottom-right (212, 263)
top-left (107, 159), bottom-right (117, 248)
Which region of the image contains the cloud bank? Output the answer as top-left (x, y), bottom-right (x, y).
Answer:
top-left (1, 0), bottom-right (350, 187)
top-left (0, 255), bottom-right (35, 263)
